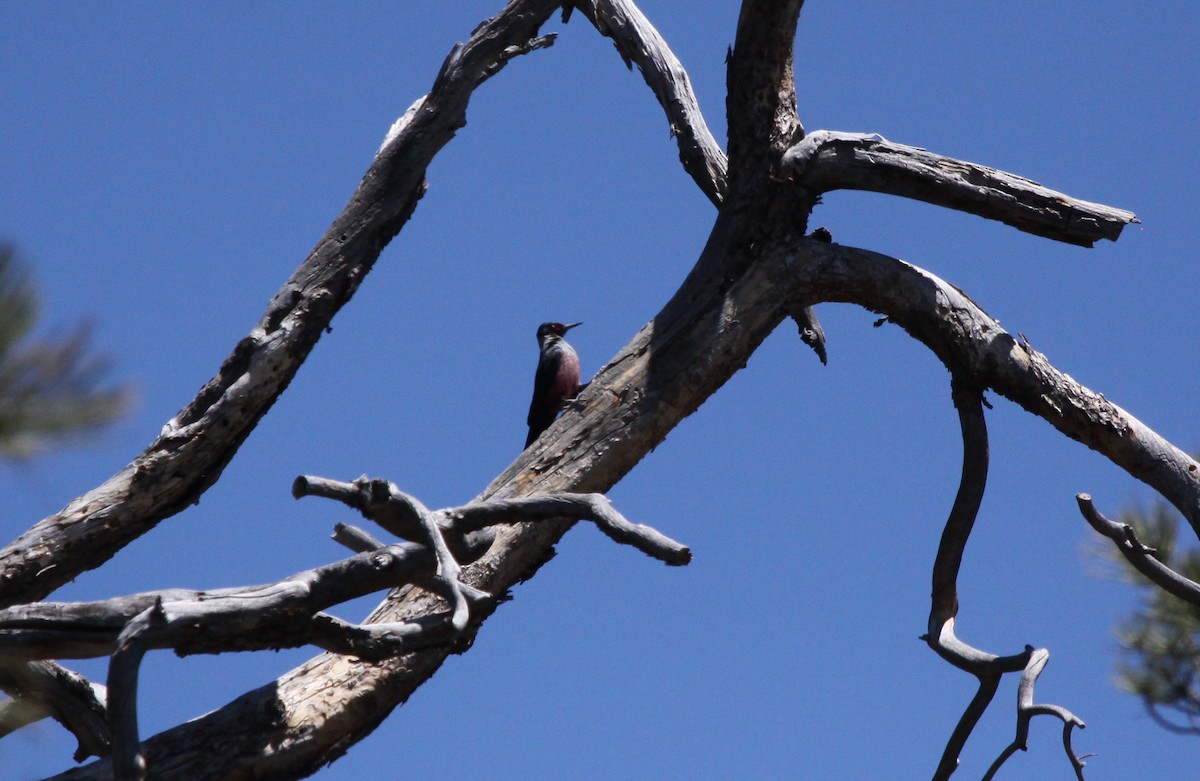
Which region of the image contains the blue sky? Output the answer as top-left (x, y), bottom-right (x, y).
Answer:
top-left (2, 2), bottom-right (1198, 778)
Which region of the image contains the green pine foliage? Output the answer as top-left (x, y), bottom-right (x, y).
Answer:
top-left (0, 244), bottom-right (130, 461)
top-left (1104, 498), bottom-right (1200, 735)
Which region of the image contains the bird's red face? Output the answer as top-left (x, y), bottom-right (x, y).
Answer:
top-left (537, 321), bottom-right (582, 339)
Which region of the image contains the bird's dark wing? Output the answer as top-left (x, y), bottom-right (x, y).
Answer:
top-left (526, 356), bottom-right (559, 446)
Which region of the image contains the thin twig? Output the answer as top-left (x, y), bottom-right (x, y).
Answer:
top-left (1077, 493), bottom-right (1200, 605)
top-left (982, 649), bottom-right (1087, 780)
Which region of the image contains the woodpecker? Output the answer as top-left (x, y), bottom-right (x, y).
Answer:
top-left (526, 321), bottom-right (582, 448)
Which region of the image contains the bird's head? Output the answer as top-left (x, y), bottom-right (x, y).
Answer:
top-left (536, 321), bottom-right (581, 342)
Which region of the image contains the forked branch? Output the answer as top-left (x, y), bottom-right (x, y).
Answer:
top-left (0, 478), bottom-right (687, 779)
top-left (982, 649), bottom-right (1087, 781)
top-left (923, 379), bottom-right (1086, 778)
top-left (0, 0), bottom-right (563, 610)
top-left (573, 0), bottom-right (826, 363)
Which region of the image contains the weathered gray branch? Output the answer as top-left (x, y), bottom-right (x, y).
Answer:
top-left (442, 493), bottom-right (692, 565)
top-left (923, 378), bottom-right (1031, 779)
top-left (726, 0), bottom-right (807, 176)
top-left (919, 380), bottom-right (1088, 778)
top-left (786, 240), bottom-right (1200, 535)
top-left (0, 661), bottom-right (109, 762)
top-left (0, 543), bottom-right (454, 662)
top-left (0, 0), bottom-right (562, 610)
top-left (929, 377), bottom-right (989, 634)
top-left (16, 1), bottom-right (1195, 778)
top-left (331, 523), bottom-right (385, 554)
top-left (108, 603), bottom-right (162, 781)
top-left (783, 130), bottom-right (1137, 246)
top-left (1077, 494), bottom-right (1200, 605)
top-left (0, 484), bottom-right (684, 663)
top-left (574, 0), bottom-right (727, 205)
top-left (982, 649), bottom-right (1087, 781)
top-left (5, 478), bottom-right (686, 778)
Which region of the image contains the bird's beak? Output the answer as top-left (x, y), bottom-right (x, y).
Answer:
top-left (564, 322), bottom-right (582, 331)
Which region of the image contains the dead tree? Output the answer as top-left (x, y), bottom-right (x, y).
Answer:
top-left (0, 2), bottom-right (1196, 779)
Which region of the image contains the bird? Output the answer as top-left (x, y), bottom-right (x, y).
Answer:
top-left (526, 321), bottom-right (582, 448)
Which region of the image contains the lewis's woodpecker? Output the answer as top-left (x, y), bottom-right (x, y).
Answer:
top-left (526, 321), bottom-right (582, 447)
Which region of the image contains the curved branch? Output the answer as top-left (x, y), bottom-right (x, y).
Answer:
top-left (922, 377), bottom-right (1026, 779)
top-left (929, 377), bottom-right (990, 625)
top-left (922, 379), bottom-right (1088, 779)
top-left (1077, 493), bottom-right (1200, 606)
top-left (934, 674), bottom-right (1001, 781)
top-left (0, 0), bottom-right (562, 610)
top-left (575, 0), bottom-right (727, 205)
top-left (783, 131), bottom-right (1138, 246)
top-left (786, 239), bottom-right (1200, 533)
top-left (0, 661), bottom-right (109, 762)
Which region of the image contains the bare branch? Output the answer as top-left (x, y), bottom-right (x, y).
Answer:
top-left (1, 480), bottom-right (685, 776)
top-left (0, 543), bottom-right (447, 662)
top-left (934, 674), bottom-right (1001, 781)
top-left (442, 492), bottom-right (692, 565)
top-left (331, 523), bottom-right (385, 554)
top-left (1077, 493), bottom-right (1200, 606)
top-left (929, 377), bottom-right (990, 626)
top-left (920, 378), bottom-right (1030, 778)
top-left (726, 0), bottom-right (806, 175)
top-left (575, 2), bottom-right (829, 362)
top-left (0, 660), bottom-right (109, 762)
top-left (982, 649), bottom-right (1087, 781)
top-left (0, 0), bottom-right (562, 610)
top-left (787, 239), bottom-right (1200, 533)
top-left (108, 601), bottom-right (165, 781)
top-left (783, 131), bottom-right (1138, 246)
top-left (574, 0), bottom-right (727, 205)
